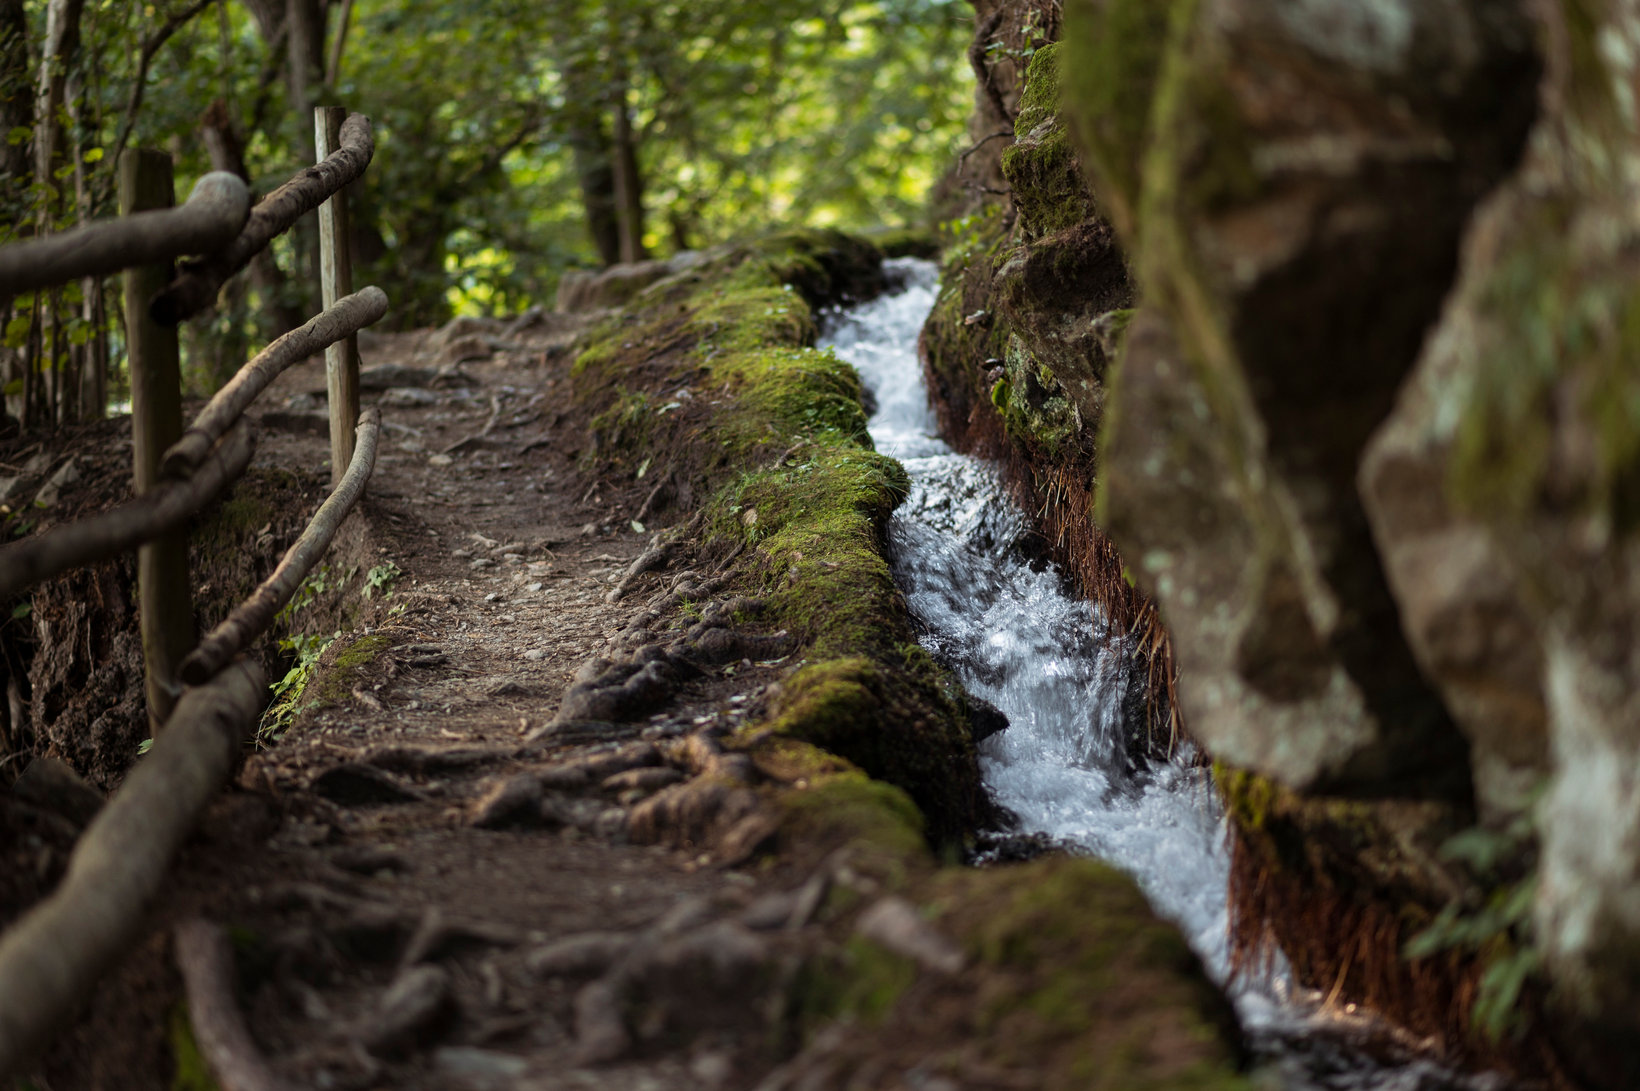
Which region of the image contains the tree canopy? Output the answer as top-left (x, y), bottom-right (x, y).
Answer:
top-left (1, 0), bottom-right (973, 424)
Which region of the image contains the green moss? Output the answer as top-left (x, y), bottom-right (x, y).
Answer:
top-left (568, 230), bottom-right (987, 844)
top-left (794, 935), bottom-right (920, 1035)
top-left (1000, 44), bottom-right (1095, 239)
top-left (867, 227), bottom-right (941, 260)
top-left (169, 1004), bottom-right (221, 1091)
top-left (752, 651), bottom-right (979, 842)
top-left (996, 333), bottom-right (1078, 455)
top-left (302, 631), bottom-right (393, 718)
top-left (934, 857), bottom-right (1249, 1091)
top-left (776, 770), bottom-right (929, 870)
top-left (1448, 198), bottom-right (1640, 533)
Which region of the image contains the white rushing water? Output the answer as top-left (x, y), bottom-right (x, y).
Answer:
top-left (819, 258), bottom-right (1513, 1091)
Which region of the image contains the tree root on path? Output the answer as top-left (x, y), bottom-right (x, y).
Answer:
top-left (174, 918), bottom-right (301, 1091)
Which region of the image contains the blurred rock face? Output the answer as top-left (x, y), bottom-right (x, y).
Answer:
top-left (1360, 2), bottom-right (1640, 1075)
top-left (1053, 0), bottom-right (1640, 1073)
top-left (1064, 0), bottom-right (1539, 798)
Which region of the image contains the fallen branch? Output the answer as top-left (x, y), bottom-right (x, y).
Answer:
top-left (0, 660), bottom-right (268, 1078)
top-left (0, 422), bottom-right (255, 601)
top-left (162, 287), bottom-right (388, 478)
top-left (179, 406), bottom-right (380, 685)
top-left (0, 172), bottom-right (250, 298)
top-left (150, 114), bottom-right (374, 325)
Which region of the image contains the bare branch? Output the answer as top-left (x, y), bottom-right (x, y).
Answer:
top-left (162, 286), bottom-right (386, 478)
top-left (0, 172), bottom-right (249, 297)
top-left (179, 405), bottom-right (380, 685)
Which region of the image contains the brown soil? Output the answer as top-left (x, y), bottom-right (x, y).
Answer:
top-left (5, 324), bottom-right (835, 1090)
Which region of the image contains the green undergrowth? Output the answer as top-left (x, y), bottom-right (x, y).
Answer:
top-left (260, 560), bottom-right (402, 742)
top-left (569, 229), bottom-right (985, 845)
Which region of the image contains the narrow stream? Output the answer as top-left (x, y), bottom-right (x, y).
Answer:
top-left (819, 258), bottom-right (1512, 1091)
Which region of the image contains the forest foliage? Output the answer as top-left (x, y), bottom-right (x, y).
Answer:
top-left (0, 0), bottom-right (973, 425)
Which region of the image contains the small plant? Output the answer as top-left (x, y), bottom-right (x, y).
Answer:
top-left (1404, 795), bottom-right (1544, 1041)
top-left (260, 630), bottom-right (337, 744)
top-left (363, 560), bottom-right (402, 599)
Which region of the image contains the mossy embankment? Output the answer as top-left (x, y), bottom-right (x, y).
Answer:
top-left (567, 228), bottom-right (988, 844)
top-left (565, 227), bottom-right (1251, 1086)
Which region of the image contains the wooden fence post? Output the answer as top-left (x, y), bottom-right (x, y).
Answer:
top-left (315, 106), bottom-right (360, 489)
top-left (120, 148), bottom-right (195, 733)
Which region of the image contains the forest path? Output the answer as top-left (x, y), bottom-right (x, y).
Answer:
top-left (52, 321), bottom-right (812, 1091)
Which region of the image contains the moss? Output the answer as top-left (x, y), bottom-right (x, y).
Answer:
top-left (775, 770), bottom-right (929, 871)
top-left (999, 44), bottom-right (1096, 239)
top-left (996, 333), bottom-right (1079, 456)
top-left (751, 652), bottom-right (980, 842)
top-left (1448, 197), bottom-right (1640, 533)
top-left (568, 230), bottom-right (988, 845)
top-left (168, 1004), bottom-right (220, 1091)
top-left (794, 935), bottom-right (920, 1036)
top-left (300, 631), bottom-right (393, 718)
top-left (933, 857), bottom-right (1249, 1091)
top-left (867, 226), bottom-right (941, 260)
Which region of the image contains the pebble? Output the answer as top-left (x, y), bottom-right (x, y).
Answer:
top-left (433, 1046), bottom-right (528, 1083)
top-left (428, 453), bottom-right (454, 467)
top-left (524, 649), bottom-right (547, 661)
top-left (525, 581), bottom-right (544, 592)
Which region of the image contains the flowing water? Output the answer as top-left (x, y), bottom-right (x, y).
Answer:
top-left (819, 258), bottom-right (1513, 1091)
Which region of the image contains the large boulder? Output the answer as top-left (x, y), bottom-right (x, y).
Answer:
top-left (1063, 0), bottom-right (1540, 798)
top-left (1361, 2), bottom-right (1640, 1076)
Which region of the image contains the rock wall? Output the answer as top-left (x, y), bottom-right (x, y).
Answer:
top-left (928, 0), bottom-right (1640, 1081)
top-left (1359, 3), bottom-right (1640, 1082)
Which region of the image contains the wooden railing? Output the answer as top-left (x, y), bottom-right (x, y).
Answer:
top-left (0, 107), bottom-right (388, 1077)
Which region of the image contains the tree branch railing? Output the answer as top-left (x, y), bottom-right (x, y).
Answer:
top-left (180, 404), bottom-right (380, 685)
top-left (0, 171), bottom-right (251, 299)
top-left (0, 420), bottom-right (255, 600)
top-left (0, 108), bottom-right (389, 1081)
top-left (150, 111), bottom-right (375, 325)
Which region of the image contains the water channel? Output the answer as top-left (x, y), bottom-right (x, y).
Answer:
top-left (819, 257), bottom-right (1512, 1091)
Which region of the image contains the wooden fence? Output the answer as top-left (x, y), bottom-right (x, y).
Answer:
top-left (0, 107), bottom-right (388, 1077)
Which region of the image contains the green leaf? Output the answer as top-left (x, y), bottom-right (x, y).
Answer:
top-left (10, 603), bottom-right (30, 620)
top-left (82, 146), bottom-right (104, 163)
top-left (4, 315), bottom-right (31, 350)
top-left (6, 126), bottom-right (30, 146)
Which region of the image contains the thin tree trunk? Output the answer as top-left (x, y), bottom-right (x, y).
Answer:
top-left (200, 98), bottom-right (303, 340)
top-left (285, 0), bottom-right (326, 312)
top-left (570, 120), bottom-right (620, 266)
top-left (34, 0), bottom-right (86, 428)
top-left (0, 0), bottom-right (30, 426)
top-left (610, 74), bottom-right (645, 264)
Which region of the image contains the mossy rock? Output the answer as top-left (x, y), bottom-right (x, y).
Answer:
top-left (1000, 44), bottom-right (1096, 240)
top-left (787, 855), bottom-right (1250, 1090)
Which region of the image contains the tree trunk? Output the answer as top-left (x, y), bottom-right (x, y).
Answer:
top-left (0, 0), bottom-right (31, 212)
top-left (285, 0), bottom-right (326, 312)
top-left (610, 75), bottom-right (645, 264)
top-left (31, 0), bottom-right (86, 430)
top-left (200, 98), bottom-right (304, 341)
top-left (570, 119), bottom-right (620, 266)
top-left (0, 0), bottom-right (31, 427)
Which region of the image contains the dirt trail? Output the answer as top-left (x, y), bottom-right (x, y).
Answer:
top-left (42, 322), bottom-right (826, 1091)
